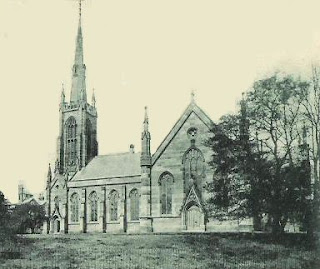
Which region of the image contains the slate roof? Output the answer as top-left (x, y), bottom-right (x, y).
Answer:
top-left (72, 152), bottom-right (141, 181)
top-left (19, 197), bottom-right (46, 206)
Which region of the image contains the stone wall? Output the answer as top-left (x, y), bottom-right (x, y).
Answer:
top-left (67, 180), bottom-right (141, 233)
top-left (151, 111), bottom-right (214, 231)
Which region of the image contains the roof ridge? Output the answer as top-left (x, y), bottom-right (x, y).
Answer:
top-left (95, 151), bottom-right (141, 158)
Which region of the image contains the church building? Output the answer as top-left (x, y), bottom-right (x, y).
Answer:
top-left (44, 3), bottom-right (253, 234)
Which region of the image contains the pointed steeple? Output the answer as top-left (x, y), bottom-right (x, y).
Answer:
top-left (141, 106), bottom-right (151, 166)
top-left (70, 0), bottom-right (87, 103)
top-left (60, 83), bottom-right (65, 105)
top-left (47, 163), bottom-right (52, 186)
top-left (91, 88), bottom-right (96, 108)
top-left (143, 106), bottom-right (149, 132)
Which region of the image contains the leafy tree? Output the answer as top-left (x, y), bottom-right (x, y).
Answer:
top-left (0, 190), bottom-right (9, 233)
top-left (205, 105), bottom-right (268, 230)
top-left (247, 73), bottom-right (310, 234)
top-left (206, 73), bottom-right (313, 235)
top-left (11, 203), bottom-right (46, 234)
top-left (205, 114), bottom-right (240, 219)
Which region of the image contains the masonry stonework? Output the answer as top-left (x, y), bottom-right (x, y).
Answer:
top-left (44, 4), bottom-right (254, 234)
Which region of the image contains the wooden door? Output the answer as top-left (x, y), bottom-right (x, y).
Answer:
top-left (186, 205), bottom-right (201, 230)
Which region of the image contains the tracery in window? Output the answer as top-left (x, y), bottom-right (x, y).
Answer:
top-left (86, 119), bottom-right (93, 164)
top-left (89, 191), bottom-right (98, 222)
top-left (159, 172), bottom-right (174, 215)
top-left (65, 117), bottom-right (77, 165)
top-left (109, 190), bottom-right (119, 221)
top-left (70, 193), bottom-right (79, 222)
top-left (183, 147), bottom-right (205, 190)
top-left (129, 189), bottom-right (139, 221)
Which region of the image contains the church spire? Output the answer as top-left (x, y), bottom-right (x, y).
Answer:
top-left (70, 0), bottom-right (87, 103)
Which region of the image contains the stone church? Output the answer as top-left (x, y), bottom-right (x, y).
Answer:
top-left (44, 4), bottom-right (252, 234)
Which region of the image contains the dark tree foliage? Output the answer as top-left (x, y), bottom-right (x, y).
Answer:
top-left (206, 73), bottom-right (313, 235)
top-left (11, 203), bottom-right (46, 234)
top-left (247, 74), bottom-right (310, 234)
top-left (205, 112), bottom-right (269, 228)
top-left (0, 191), bottom-right (9, 232)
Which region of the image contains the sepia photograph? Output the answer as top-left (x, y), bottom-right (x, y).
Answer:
top-left (0, 0), bottom-right (319, 268)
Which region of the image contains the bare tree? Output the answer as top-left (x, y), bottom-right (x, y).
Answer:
top-left (247, 73), bottom-right (309, 233)
top-left (301, 65), bottom-right (320, 232)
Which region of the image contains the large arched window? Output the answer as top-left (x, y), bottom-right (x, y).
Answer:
top-left (129, 189), bottom-right (139, 221)
top-left (65, 117), bottom-right (77, 165)
top-left (159, 172), bottom-right (174, 215)
top-left (86, 119), bottom-right (92, 164)
top-left (54, 196), bottom-right (59, 211)
top-left (70, 193), bottom-right (79, 222)
top-left (109, 190), bottom-right (119, 221)
top-left (88, 191), bottom-right (98, 222)
top-left (183, 147), bottom-right (205, 190)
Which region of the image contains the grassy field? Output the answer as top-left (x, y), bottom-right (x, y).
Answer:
top-left (0, 233), bottom-right (319, 269)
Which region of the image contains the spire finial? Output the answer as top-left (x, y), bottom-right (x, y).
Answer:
top-left (144, 106), bottom-right (149, 123)
top-left (191, 89), bottom-right (195, 103)
top-left (79, 0), bottom-right (82, 22)
top-left (47, 163), bottom-right (52, 184)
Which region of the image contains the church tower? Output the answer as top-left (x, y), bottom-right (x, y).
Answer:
top-left (56, 1), bottom-right (98, 175)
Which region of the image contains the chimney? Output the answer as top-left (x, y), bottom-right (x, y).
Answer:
top-left (129, 144), bottom-right (135, 153)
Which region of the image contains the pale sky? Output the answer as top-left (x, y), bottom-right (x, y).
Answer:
top-left (1, 0), bottom-right (320, 203)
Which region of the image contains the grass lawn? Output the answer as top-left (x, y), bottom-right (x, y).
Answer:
top-left (0, 233), bottom-right (319, 269)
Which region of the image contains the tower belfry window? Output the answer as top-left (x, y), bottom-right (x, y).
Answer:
top-left (86, 119), bottom-right (93, 164)
top-left (65, 117), bottom-right (77, 166)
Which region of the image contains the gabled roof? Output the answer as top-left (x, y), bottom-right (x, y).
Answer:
top-left (72, 152), bottom-right (141, 181)
top-left (19, 197), bottom-right (46, 206)
top-left (180, 185), bottom-right (204, 213)
top-left (50, 173), bottom-right (67, 191)
top-left (152, 101), bottom-right (214, 165)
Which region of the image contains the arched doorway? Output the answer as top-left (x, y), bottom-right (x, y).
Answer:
top-left (182, 186), bottom-right (206, 232)
top-left (186, 205), bottom-right (202, 230)
top-left (52, 216), bottom-right (61, 233)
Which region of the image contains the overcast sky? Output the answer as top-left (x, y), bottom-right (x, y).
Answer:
top-left (1, 0), bottom-right (320, 203)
